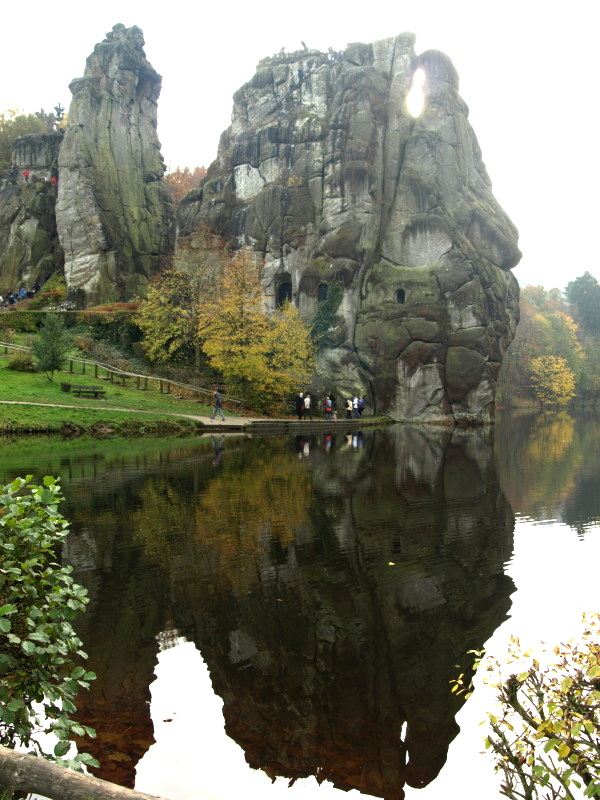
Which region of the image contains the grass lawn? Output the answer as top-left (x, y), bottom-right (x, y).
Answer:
top-left (0, 359), bottom-right (236, 433)
top-left (0, 360), bottom-right (225, 415)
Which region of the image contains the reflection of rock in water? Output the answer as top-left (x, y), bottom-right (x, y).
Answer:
top-left (59, 431), bottom-right (513, 797)
top-left (65, 521), bottom-right (169, 788)
top-left (179, 427), bottom-right (515, 799)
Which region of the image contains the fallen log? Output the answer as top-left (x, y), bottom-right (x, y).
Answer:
top-left (0, 745), bottom-right (169, 800)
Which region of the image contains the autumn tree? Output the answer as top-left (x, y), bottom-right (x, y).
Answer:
top-left (164, 166), bottom-right (207, 209)
top-left (498, 288), bottom-right (586, 407)
top-left (197, 250), bottom-right (315, 412)
top-left (134, 228), bottom-right (223, 368)
top-left (529, 355), bottom-right (576, 408)
top-left (135, 229), bottom-right (315, 411)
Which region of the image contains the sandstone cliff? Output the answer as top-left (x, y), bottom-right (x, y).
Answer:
top-left (56, 24), bottom-right (175, 306)
top-left (0, 133), bottom-right (64, 290)
top-left (179, 35), bottom-right (521, 423)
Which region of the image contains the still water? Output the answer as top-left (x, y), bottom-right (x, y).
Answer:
top-left (1, 410), bottom-right (599, 800)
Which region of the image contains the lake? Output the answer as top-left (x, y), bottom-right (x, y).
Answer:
top-left (1, 410), bottom-right (599, 800)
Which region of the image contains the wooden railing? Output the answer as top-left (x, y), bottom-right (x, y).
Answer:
top-left (0, 342), bottom-right (243, 408)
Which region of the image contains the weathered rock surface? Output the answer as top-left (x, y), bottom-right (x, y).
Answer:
top-left (179, 35), bottom-right (521, 423)
top-left (0, 134), bottom-right (64, 290)
top-left (56, 24), bottom-right (175, 306)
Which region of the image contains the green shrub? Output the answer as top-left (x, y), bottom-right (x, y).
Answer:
top-left (6, 351), bottom-right (36, 372)
top-left (311, 283), bottom-right (344, 347)
top-left (27, 274), bottom-right (67, 310)
top-left (80, 311), bottom-right (142, 349)
top-left (0, 312), bottom-right (40, 333)
top-left (0, 476), bottom-right (97, 770)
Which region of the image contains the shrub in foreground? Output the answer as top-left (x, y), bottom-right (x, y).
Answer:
top-left (0, 476), bottom-right (97, 773)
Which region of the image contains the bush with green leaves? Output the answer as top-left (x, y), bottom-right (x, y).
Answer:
top-left (26, 274), bottom-right (67, 311)
top-left (6, 352), bottom-right (36, 372)
top-left (0, 476), bottom-right (97, 771)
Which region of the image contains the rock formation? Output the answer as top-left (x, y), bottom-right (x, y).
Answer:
top-left (179, 35), bottom-right (521, 423)
top-left (55, 24), bottom-right (175, 306)
top-left (0, 133), bottom-right (64, 290)
top-left (0, 25), bottom-right (175, 306)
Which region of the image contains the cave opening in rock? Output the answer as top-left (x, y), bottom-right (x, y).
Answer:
top-left (277, 281), bottom-right (292, 306)
top-left (396, 288), bottom-right (406, 304)
top-left (317, 283), bottom-right (328, 302)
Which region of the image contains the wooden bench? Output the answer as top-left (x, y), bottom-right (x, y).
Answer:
top-left (61, 382), bottom-right (106, 398)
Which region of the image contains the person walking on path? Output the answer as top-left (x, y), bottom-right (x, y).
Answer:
top-left (211, 390), bottom-right (225, 421)
top-left (352, 396), bottom-right (360, 418)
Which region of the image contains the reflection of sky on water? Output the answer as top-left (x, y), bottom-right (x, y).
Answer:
top-left (417, 519), bottom-right (600, 799)
top-left (136, 641), bottom-right (357, 800)
top-left (135, 518), bottom-right (600, 800)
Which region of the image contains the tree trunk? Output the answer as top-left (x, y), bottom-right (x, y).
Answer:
top-left (0, 746), bottom-right (169, 800)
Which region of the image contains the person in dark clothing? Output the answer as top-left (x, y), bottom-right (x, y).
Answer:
top-left (295, 392), bottom-right (305, 420)
top-left (211, 390), bottom-right (225, 421)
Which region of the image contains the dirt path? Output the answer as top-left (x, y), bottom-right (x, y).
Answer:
top-left (0, 400), bottom-right (250, 428)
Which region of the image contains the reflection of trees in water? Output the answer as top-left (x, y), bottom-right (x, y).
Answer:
top-left (60, 429), bottom-right (514, 798)
top-left (496, 411), bottom-right (600, 530)
top-left (179, 427), bottom-right (515, 799)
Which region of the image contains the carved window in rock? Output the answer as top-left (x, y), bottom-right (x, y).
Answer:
top-left (396, 288), bottom-right (406, 304)
top-left (277, 282), bottom-right (293, 306)
top-left (317, 283), bottom-right (328, 302)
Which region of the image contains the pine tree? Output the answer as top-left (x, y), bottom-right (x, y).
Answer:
top-left (32, 313), bottom-right (71, 381)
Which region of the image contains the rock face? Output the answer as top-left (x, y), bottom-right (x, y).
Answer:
top-left (0, 134), bottom-right (64, 290)
top-left (179, 35), bottom-right (521, 423)
top-left (56, 24), bottom-right (175, 306)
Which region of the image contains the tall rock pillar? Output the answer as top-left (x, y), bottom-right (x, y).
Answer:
top-left (56, 24), bottom-right (175, 307)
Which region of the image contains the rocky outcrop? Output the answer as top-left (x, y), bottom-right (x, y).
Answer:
top-left (56, 24), bottom-right (175, 306)
top-left (0, 133), bottom-right (64, 291)
top-left (179, 35), bottom-right (521, 423)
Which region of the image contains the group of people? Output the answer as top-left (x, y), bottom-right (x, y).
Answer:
top-left (0, 284), bottom-right (40, 310)
top-left (344, 395), bottom-right (365, 419)
top-left (295, 392), bottom-right (315, 420)
top-left (0, 166), bottom-right (58, 189)
top-left (295, 392), bottom-right (366, 420)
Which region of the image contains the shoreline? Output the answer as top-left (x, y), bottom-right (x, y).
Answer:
top-left (0, 400), bottom-right (393, 437)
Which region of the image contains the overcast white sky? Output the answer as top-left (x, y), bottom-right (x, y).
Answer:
top-left (2, 0), bottom-right (598, 291)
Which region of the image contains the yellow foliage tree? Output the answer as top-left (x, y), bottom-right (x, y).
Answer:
top-left (529, 355), bottom-right (576, 408)
top-left (197, 251), bottom-right (315, 412)
top-left (134, 228), bottom-right (224, 368)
